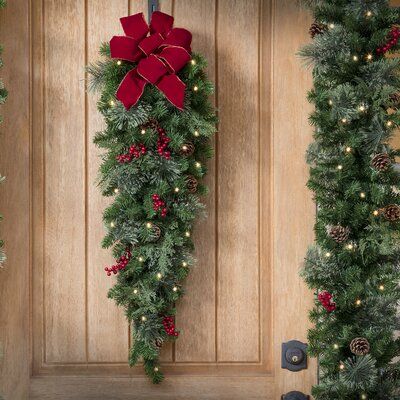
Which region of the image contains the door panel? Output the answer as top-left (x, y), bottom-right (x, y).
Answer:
top-left (1, 0), bottom-right (317, 399)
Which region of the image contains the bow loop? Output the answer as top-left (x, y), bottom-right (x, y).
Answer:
top-left (162, 28), bottom-right (192, 53)
top-left (110, 12), bottom-right (192, 110)
top-left (110, 36), bottom-right (142, 62)
top-left (150, 11), bottom-right (174, 37)
top-left (120, 13), bottom-right (149, 40)
top-left (158, 47), bottom-right (191, 73)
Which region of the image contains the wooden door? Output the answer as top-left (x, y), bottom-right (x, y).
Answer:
top-left (0, 0), bottom-right (317, 399)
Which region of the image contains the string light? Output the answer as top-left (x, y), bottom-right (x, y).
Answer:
top-left (366, 10), bottom-right (372, 17)
top-left (355, 299), bottom-right (362, 306)
top-left (329, 23), bottom-right (335, 29)
top-left (361, 394), bottom-right (367, 400)
top-left (117, 60), bottom-right (122, 65)
top-left (345, 146), bottom-right (352, 153)
top-left (366, 53), bottom-right (373, 61)
top-left (156, 272), bottom-right (162, 280)
top-left (146, 222), bottom-right (153, 229)
top-left (325, 252), bottom-right (332, 258)
top-left (141, 316), bottom-right (147, 322)
top-left (341, 118), bottom-right (348, 124)
top-left (373, 210), bottom-right (379, 216)
top-left (193, 130), bottom-right (200, 137)
top-left (185, 231), bottom-right (191, 237)
top-left (141, 129), bottom-right (146, 134)
top-left (337, 165), bottom-right (343, 170)
top-left (333, 343), bottom-right (339, 350)
top-left (182, 261), bottom-right (188, 267)
top-left (154, 367), bottom-right (159, 372)
top-left (346, 243), bottom-right (354, 250)
top-left (114, 188), bottom-right (119, 194)
top-left (195, 161), bottom-right (202, 168)
top-left (190, 59), bottom-right (196, 65)
top-left (339, 363), bottom-right (345, 370)
top-left (109, 100), bottom-right (115, 107)
top-left (379, 284), bottom-right (385, 291)
top-left (328, 99), bottom-right (333, 106)
top-left (174, 187), bottom-right (180, 193)
top-left (181, 145), bottom-right (188, 152)
top-left (352, 55), bottom-right (359, 61)
top-left (193, 85), bottom-right (199, 92)
top-left (133, 289), bottom-right (138, 294)
top-left (173, 286), bottom-right (178, 292)
top-left (138, 256), bottom-right (144, 262)
top-left (360, 192), bottom-right (366, 199)
top-left (358, 105), bottom-right (366, 112)
top-left (110, 221), bottom-right (115, 228)
top-left (387, 120), bottom-right (393, 127)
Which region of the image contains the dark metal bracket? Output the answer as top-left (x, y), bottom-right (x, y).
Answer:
top-left (281, 340), bottom-right (308, 372)
top-left (281, 391), bottom-right (310, 400)
top-left (148, 0), bottom-right (159, 22)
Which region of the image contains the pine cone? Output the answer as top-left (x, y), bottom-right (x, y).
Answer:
top-left (383, 204), bottom-right (400, 222)
top-left (186, 175), bottom-right (198, 193)
top-left (309, 21), bottom-right (327, 38)
top-left (180, 142), bottom-right (195, 157)
top-left (155, 338), bottom-right (163, 348)
top-left (150, 224), bottom-right (161, 241)
top-left (350, 337), bottom-right (370, 356)
top-left (371, 153), bottom-right (391, 171)
top-left (327, 225), bottom-right (350, 243)
top-left (390, 93), bottom-right (400, 109)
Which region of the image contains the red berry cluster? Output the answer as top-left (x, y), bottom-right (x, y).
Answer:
top-left (156, 126), bottom-right (171, 159)
top-left (377, 26), bottom-right (400, 55)
top-left (116, 143), bottom-right (146, 163)
top-left (104, 248), bottom-right (132, 276)
top-left (152, 194), bottom-right (167, 217)
top-left (318, 291), bottom-right (336, 313)
top-left (162, 316), bottom-right (179, 337)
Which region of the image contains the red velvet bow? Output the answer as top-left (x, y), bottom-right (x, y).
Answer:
top-left (110, 11), bottom-right (192, 110)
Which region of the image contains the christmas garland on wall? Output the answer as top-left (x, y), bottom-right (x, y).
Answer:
top-left (301, 1), bottom-right (400, 399)
top-left (0, 0), bottom-right (7, 267)
top-left (88, 11), bottom-right (216, 383)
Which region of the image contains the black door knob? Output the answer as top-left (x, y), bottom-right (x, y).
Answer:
top-left (281, 391), bottom-right (309, 400)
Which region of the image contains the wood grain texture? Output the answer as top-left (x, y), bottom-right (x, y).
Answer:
top-left (216, 0), bottom-right (261, 362)
top-left (173, 0), bottom-right (217, 363)
top-left (86, 0), bottom-right (129, 364)
top-left (0, 0), bottom-right (30, 398)
top-left (271, 0), bottom-right (317, 396)
top-left (43, 0), bottom-right (87, 363)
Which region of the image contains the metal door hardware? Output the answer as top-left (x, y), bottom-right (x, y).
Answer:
top-left (281, 391), bottom-right (309, 400)
top-left (281, 340), bottom-right (307, 372)
top-left (148, 0), bottom-right (159, 21)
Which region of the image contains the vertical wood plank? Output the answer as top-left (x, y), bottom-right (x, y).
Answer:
top-left (0, 0), bottom-right (30, 397)
top-left (173, 0), bottom-right (217, 363)
top-left (86, 0), bottom-right (129, 363)
top-left (272, 0), bottom-right (317, 396)
top-left (216, 0), bottom-right (260, 362)
top-left (44, 0), bottom-right (86, 362)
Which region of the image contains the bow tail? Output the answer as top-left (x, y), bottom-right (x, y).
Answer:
top-left (116, 69), bottom-right (147, 109)
top-left (157, 74), bottom-right (186, 110)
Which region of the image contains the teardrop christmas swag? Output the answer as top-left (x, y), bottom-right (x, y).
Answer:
top-left (88, 11), bottom-right (216, 383)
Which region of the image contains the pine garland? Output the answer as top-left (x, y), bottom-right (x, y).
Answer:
top-left (0, 0), bottom-right (7, 267)
top-left (88, 41), bottom-right (216, 382)
top-left (300, 1), bottom-right (400, 399)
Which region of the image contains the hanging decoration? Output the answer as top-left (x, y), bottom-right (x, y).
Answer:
top-left (88, 10), bottom-right (216, 383)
